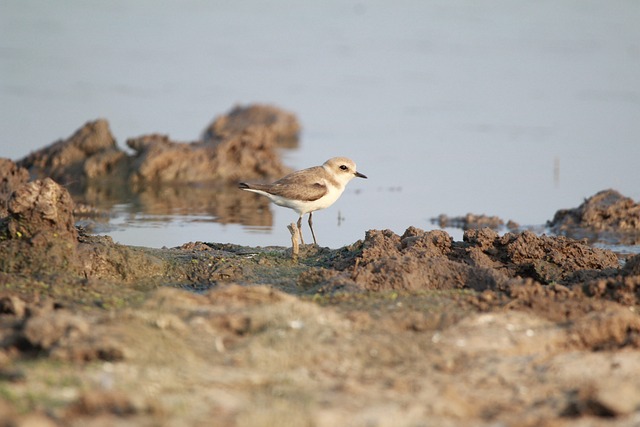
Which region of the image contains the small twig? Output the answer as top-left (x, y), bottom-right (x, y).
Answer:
top-left (351, 258), bottom-right (360, 281)
top-left (287, 223), bottom-right (300, 261)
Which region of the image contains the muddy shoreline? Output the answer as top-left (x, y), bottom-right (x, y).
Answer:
top-left (2, 108), bottom-right (640, 426)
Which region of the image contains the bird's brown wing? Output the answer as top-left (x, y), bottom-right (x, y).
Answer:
top-left (265, 166), bottom-right (328, 201)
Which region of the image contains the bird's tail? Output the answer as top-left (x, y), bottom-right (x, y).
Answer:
top-left (238, 182), bottom-right (251, 190)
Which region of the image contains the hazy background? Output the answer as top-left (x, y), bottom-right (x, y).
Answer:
top-left (1, 1), bottom-right (639, 248)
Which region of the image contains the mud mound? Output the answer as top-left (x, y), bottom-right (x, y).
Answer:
top-left (432, 212), bottom-right (519, 231)
top-left (0, 177), bottom-right (81, 276)
top-left (623, 253), bottom-right (640, 276)
top-left (348, 228), bottom-right (502, 292)
top-left (209, 126), bottom-right (292, 181)
top-left (126, 126), bottom-right (290, 184)
top-left (16, 104), bottom-right (297, 188)
top-left (1, 160), bottom-right (81, 275)
top-left (319, 227), bottom-right (619, 293)
top-left (203, 103), bottom-right (301, 148)
top-left (18, 119), bottom-right (126, 187)
top-left (126, 134), bottom-right (218, 184)
top-left (548, 189), bottom-right (640, 244)
top-left (584, 275), bottom-right (640, 306)
top-left (0, 158), bottom-right (30, 217)
top-left (464, 228), bottom-right (620, 284)
top-left (4, 177), bottom-right (77, 241)
top-left (0, 165), bottom-right (170, 282)
top-left (549, 189), bottom-right (640, 231)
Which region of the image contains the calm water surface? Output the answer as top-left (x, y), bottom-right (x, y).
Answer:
top-left (1, 1), bottom-right (639, 248)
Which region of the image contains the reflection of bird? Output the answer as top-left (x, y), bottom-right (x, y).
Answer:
top-left (239, 157), bottom-right (367, 245)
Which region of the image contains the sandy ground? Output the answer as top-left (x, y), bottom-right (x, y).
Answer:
top-left (1, 226), bottom-right (640, 426)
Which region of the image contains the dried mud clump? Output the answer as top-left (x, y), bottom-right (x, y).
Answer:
top-left (623, 253), bottom-right (640, 276)
top-left (321, 227), bottom-right (620, 293)
top-left (548, 189), bottom-right (640, 243)
top-left (432, 212), bottom-right (516, 231)
top-left (582, 253), bottom-right (640, 305)
top-left (126, 134), bottom-right (218, 184)
top-left (4, 177), bottom-right (78, 241)
top-left (464, 228), bottom-right (620, 285)
top-left (127, 127), bottom-right (290, 184)
top-left (18, 119), bottom-right (127, 187)
top-left (342, 228), bottom-right (502, 292)
top-left (209, 126), bottom-right (292, 181)
top-left (0, 160), bottom-right (168, 282)
top-left (0, 158), bottom-right (30, 217)
top-left (0, 176), bottom-right (81, 276)
top-left (16, 104), bottom-right (298, 187)
top-left (202, 103), bottom-right (301, 148)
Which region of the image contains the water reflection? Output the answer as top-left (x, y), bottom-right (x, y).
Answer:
top-left (73, 180), bottom-right (273, 230)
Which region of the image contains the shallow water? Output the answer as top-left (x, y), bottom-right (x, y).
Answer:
top-left (2, 1), bottom-right (639, 248)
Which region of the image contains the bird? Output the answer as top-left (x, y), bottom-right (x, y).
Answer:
top-left (238, 157), bottom-right (367, 245)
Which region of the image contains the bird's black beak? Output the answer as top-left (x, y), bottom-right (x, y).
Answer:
top-left (355, 171), bottom-right (367, 179)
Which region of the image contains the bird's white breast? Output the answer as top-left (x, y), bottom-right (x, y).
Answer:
top-left (270, 180), bottom-right (345, 215)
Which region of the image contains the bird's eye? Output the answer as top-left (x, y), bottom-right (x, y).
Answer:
top-left (339, 165), bottom-right (348, 171)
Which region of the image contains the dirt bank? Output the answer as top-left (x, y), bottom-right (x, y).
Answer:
top-left (549, 189), bottom-right (640, 245)
top-left (2, 158), bottom-right (640, 426)
top-left (18, 104), bottom-right (298, 189)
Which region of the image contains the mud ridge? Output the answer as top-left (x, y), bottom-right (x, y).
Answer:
top-left (18, 104), bottom-right (299, 190)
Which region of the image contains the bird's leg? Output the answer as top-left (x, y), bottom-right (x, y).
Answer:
top-left (308, 212), bottom-right (318, 245)
top-left (297, 215), bottom-right (305, 245)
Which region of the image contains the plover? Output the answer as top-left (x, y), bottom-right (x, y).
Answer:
top-left (239, 157), bottom-right (367, 245)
